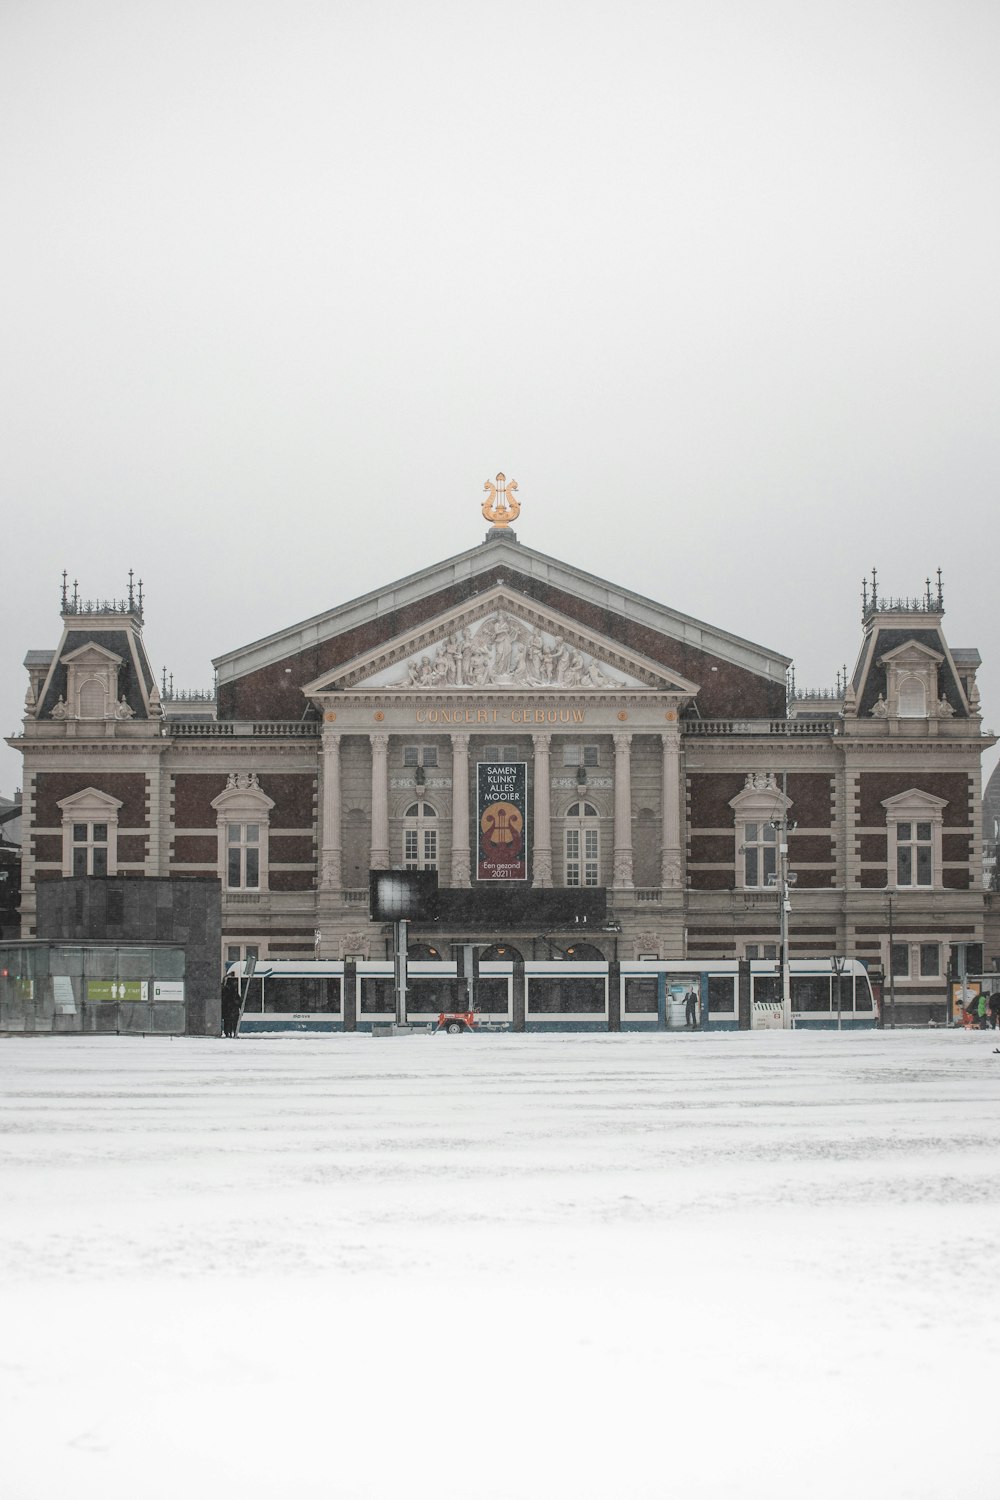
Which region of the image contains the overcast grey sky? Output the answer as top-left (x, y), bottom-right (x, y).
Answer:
top-left (2, 0), bottom-right (998, 795)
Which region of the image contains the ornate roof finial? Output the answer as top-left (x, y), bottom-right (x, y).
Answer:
top-left (137, 577), bottom-right (144, 616)
top-left (861, 575), bottom-right (868, 619)
top-left (870, 566), bottom-right (878, 611)
top-left (482, 472), bottom-right (520, 529)
top-left (61, 570), bottom-right (68, 610)
top-left (936, 568), bottom-right (944, 610)
top-left (128, 568), bottom-right (135, 612)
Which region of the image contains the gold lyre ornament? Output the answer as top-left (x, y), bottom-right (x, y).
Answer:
top-left (482, 472), bottom-right (520, 528)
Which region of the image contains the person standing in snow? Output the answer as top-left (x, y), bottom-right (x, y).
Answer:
top-left (977, 990), bottom-right (990, 1029)
top-left (989, 992), bottom-right (1000, 1030)
top-left (221, 973), bottom-right (241, 1038)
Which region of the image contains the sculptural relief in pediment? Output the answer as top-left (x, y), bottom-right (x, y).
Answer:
top-left (366, 612), bottom-right (639, 691)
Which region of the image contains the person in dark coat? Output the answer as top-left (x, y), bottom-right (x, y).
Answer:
top-left (684, 985), bottom-right (699, 1029)
top-left (989, 992), bottom-right (1000, 1031)
top-left (221, 973), bottom-right (241, 1038)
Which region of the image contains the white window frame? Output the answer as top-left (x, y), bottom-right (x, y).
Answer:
top-left (226, 822), bottom-right (263, 890)
top-left (729, 778), bottom-right (792, 891)
top-left (562, 743), bottom-right (600, 768)
top-left (403, 800), bottom-right (438, 870)
top-left (402, 745), bottom-right (438, 768)
top-left (564, 800), bottom-right (600, 886)
top-left (882, 789), bottom-right (947, 892)
top-left (57, 787), bottom-right (122, 876)
top-left (882, 935), bottom-right (948, 986)
top-left (212, 779), bottom-right (275, 893)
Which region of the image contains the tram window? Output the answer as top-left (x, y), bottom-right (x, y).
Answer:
top-left (854, 979), bottom-right (873, 1010)
top-left (360, 978), bottom-right (395, 1013)
top-left (831, 973), bottom-right (853, 1012)
top-left (529, 977), bottom-right (605, 1013)
top-left (263, 977), bottom-right (340, 1013)
top-left (408, 978), bottom-right (461, 1013)
top-left (624, 977), bottom-right (658, 1013)
top-left (240, 978), bottom-right (264, 1013)
top-left (753, 976), bottom-right (780, 1004)
top-left (708, 977), bottom-right (735, 1013)
top-left (791, 976), bottom-right (830, 1012)
top-left (475, 977), bottom-right (509, 1014)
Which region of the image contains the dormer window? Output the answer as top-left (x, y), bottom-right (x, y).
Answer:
top-left (875, 641), bottom-right (943, 720)
top-left (57, 641), bottom-right (125, 720)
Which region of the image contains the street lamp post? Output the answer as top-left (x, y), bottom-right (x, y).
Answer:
top-left (779, 835), bottom-right (792, 1029)
top-left (831, 953), bottom-right (847, 1032)
top-left (886, 893), bottom-right (896, 1030)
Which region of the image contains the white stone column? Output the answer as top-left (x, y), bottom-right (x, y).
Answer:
top-left (319, 724), bottom-right (343, 890)
top-left (660, 726), bottom-right (682, 889)
top-left (450, 732), bottom-right (471, 887)
top-left (612, 730), bottom-right (634, 889)
top-left (532, 732), bottom-right (553, 887)
top-left (370, 732), bottom-right (390, 869)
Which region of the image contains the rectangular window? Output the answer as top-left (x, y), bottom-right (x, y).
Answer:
top-left (562, 744), bottom-right (600, 767)
top-left (891, 943), bottom-right (910, 978)
top-left (566, 829), bottom-right (580, 887)
top-left (423, 830), bottom-right (437, 869)
top-left (920, 943), bottom-right (940, 977)
top-left (791, 976), bottom-right (830, 1012)
top-left (226, 824), bottom-right (261, 889)
top-left (896, 821), bottom-right (933, 888)
top-left (71, 821), bottom-right (111, 876)
top-left (708, 976), bottom-right (736, 1013)
top-left (746, 944), bottom-right (778, 960)
top-left (743, 823), bottom-right (777, 888)
top-left (583, 828), bottom-right (599, 886)
top-left (403, 745), bottom-right (439, 768)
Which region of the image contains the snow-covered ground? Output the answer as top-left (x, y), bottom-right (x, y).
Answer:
top-left (2, 1030), bottom-right (999, 1499)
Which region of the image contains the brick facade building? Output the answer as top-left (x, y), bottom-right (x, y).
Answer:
top-left (9, 525), bottom-right (994, 1024)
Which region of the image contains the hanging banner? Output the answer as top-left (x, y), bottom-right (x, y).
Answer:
top-left (477, 762), bottom-right (528, 881)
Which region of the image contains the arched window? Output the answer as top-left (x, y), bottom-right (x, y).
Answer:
top-left (897, 677), bottom-right (927, 717)
top-left (479, 943), bottom-right (523, 963)
top-left (211, 777), bottom-right (275, 893)
top-left (403, 800), bottom-right (438, 870)
top-left (565, 800), bottom-right (600, 886)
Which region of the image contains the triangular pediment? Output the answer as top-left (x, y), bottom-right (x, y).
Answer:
top-left (877, 640), bottom-right (944, 667)
top-left (302, 587), bottom-right (701, 698)
top-left (60, 641), bottom-right (124, 668)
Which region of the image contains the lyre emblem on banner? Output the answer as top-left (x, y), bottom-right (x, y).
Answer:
top-left (482, 472), bottom-right (521, 528)
top-left (480, 800), bottom-right (524, 857)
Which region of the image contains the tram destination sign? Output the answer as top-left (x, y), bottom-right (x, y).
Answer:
top-left (477, 762), bottom-right (527, 881)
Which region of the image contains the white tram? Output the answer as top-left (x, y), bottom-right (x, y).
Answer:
top-left (227, 957), bottom-right (877, 1033)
